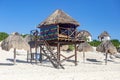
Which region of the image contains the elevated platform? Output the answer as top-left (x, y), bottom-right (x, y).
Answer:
top-left (34, 39), bottom-right (85, 68)
top-left (39, 38), bottom-right (84, 46)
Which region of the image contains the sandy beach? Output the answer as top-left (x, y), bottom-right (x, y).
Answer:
top-left (0, 46), bottom-right (120, 80)
top-left (0, 0), bottom-right (120, 80)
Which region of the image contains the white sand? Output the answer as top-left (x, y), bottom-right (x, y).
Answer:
top-left (0, 46), bottom-right (120, 80)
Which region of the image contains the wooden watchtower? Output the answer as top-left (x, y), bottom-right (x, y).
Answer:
top-left (37, 9), bottom-right (84, 68)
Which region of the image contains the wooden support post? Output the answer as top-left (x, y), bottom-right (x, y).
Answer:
top-left (75, 43), bottom-right (77, 66)
top-left (27, 50), bottom-right (29, 62)
top-left (59, 44), bottom-right (61, 61)
top-left (57, 25), bottom-right (60, 40)
top-left (57, 43), bottom-right (60, 66)
top-left (40, 45), bottom-right (42, 63)
top-left (35, 44), bottom-right (37, 64)
top-left (105, 52), bottom-right (108, 65)
top-left (30, 47), bottom-right (32, 63)
top-left (74, 27), bottom-right (78, 66)
top-left (14, 48), bottom-right (16, 65)
top-left (82, 44), bottom-right (85, 63)
top-left (83, 51), bottom-right (85, 63)
top-left (67, 28), bottom-right (69, 39)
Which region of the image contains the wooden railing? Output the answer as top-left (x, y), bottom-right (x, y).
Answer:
top-left (59, 27), bottom-right (77, 40)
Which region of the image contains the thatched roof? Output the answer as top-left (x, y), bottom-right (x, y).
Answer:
top-left (24, 35), bottom-right (35, 48)
top-left (77, 30), bottom-right (92, 37)
top-left (38, 9), bottom-right (80, 28)
top-left (76, 30), bottom-right (92, 41)
top-left (77, 42), bottom-right (94, 52)
top-left (96, 40), bottom-right (117, 54)
top-left (24, 35), bottom-right (34, 43)
top-left (98, 31), bottom-right (110, 39)
top-left (1, 32), bottom-right (30, 51)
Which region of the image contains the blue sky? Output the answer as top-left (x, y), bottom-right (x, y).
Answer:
top-left (0, 0), bottom-right (120, 40)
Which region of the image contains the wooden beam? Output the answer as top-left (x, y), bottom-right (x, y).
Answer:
top-left (60, 54), bottom-right (75, 63)
top-left (60, 54), bottom-right (67, 59)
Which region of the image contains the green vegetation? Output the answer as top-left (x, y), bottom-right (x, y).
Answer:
top-left (88, 39), bottom-right (120, 49)
top-left (68, 45), bottom-right (74, 51)
top-left (0, 32), bottom-right (30, 41)
top-left (0, 32), bottom-right (9, 41)
top-left (111, 39), bottom-right (120, 48)
top-left (88, 40), bottom-right (101, 47)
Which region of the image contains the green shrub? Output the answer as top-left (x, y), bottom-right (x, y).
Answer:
top-left (0, 32), bottom-right (9, 41)
top-left (88, 40), bottom-right (101, 47)
top-left (111, 39), bottom-right (120, 48)
top-left (89, 39), bottom-right (120, 48)
top-left (68, 45), bottom-right (74, 51)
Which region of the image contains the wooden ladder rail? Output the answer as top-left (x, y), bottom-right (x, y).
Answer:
top-left (43, 40), bottom-right (64, 69)
top-left (39, 40), bottom-right (64, 69)
top-left (39, 45), bottom-right (58, 68)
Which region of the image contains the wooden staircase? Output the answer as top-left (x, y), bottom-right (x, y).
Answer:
top-left (39, 40), bottom-right (64, 69)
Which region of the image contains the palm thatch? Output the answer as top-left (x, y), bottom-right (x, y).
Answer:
top-left (77, 42), bottom-right (94, 52)
top-left (76, 30), bottom-right (92, 41)
top-left (1, 32), bottom-right (30, 51)
top-left (38, 9), bottom-right (80, 28)
top-left (1, 32), bottom-right (30, 64)
top-left (98, 31), bottom-right (110, 39)
top-left (96, 40), bottom-right (117, 64)
top-left (96, 40), bottom-right (117, 55)
top-left (77, 42), bottom-right (94, 62)
top-left (77, 30), bottom-right (92, 37)
top-left (24, 35), bottom-right (34, 43)
top-left (24, 35), bottom-right (35, 48)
